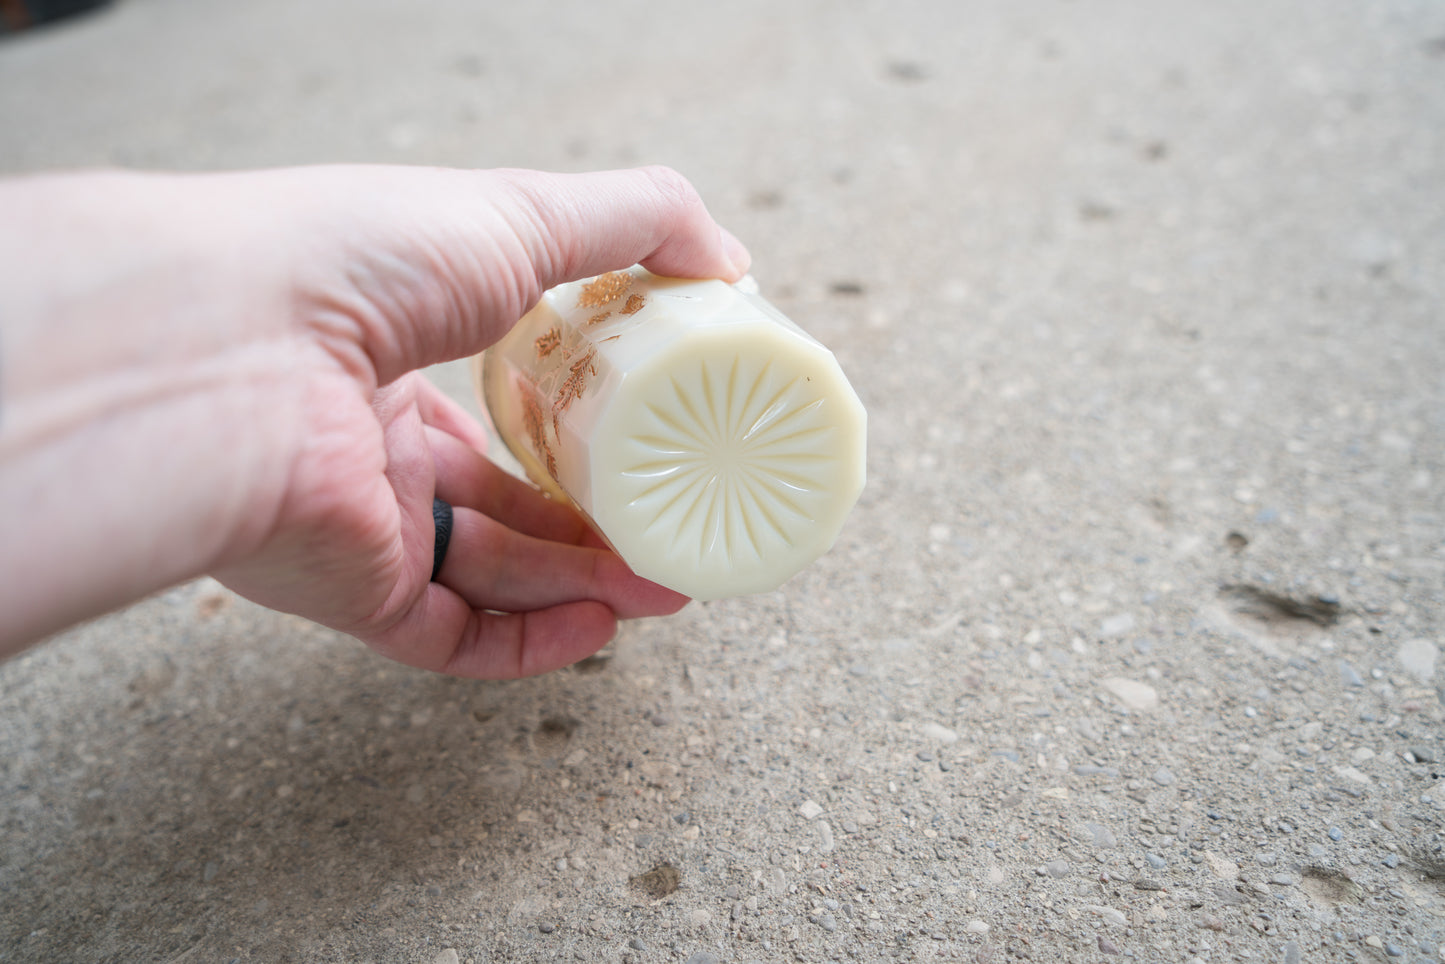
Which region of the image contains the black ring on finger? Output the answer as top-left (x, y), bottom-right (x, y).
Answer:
top-left (431, 498), bottom-right (454, 582)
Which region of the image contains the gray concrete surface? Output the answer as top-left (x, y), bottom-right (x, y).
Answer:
top-left (3, 0), bottom-right (1444, 961)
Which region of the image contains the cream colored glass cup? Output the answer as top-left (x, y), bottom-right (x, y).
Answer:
top-left (476, 267), bottom-right (866, 600)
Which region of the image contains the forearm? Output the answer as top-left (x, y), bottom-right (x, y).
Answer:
top-left (0, 172), bottom-right (302, 652)
top-left (0, 365), bottom-right (300, 648)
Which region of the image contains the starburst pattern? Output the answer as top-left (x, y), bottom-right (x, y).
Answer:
top-left (619, 355), bottom-right (838, 566)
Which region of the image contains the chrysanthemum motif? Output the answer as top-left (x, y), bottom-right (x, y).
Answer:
top-left (619, 355), bottom-right (837, 565)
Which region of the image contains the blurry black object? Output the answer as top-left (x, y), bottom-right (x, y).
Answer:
top-left (1, 0), bottom-right (113, 34)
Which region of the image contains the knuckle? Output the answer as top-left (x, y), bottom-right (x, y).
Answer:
top-left (638, 165), bottom-right (703, 214)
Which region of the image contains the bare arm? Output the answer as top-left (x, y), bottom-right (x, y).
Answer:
top-left (0, 165), bottom-right (750, 676)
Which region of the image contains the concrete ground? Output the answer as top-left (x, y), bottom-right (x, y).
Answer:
top-left (3, 0), bottom-right (1444, 961)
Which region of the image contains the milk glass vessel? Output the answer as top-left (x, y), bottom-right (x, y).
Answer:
top-left (476, 267), bottom-right (866, 600)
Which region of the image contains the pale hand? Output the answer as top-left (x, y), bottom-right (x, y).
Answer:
top-left (0, 165), bottom-right (750, 676)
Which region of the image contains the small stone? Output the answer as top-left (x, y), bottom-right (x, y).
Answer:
top-left (1383, 854), bottom-right (1400, 868)
top-left (628, 938), bottom-right (648, 951)
top-left (1152, 767), bottom-right (1176, 786)
top-left (1204, 852), bottom-right (1239, 880)
top-left (810, 913), bottom-right (838, 933)
top-left (938, 759), bottom-right (953, 772)
top-left (1100, 614), bottom-right (1136, 637)
top-left (537, 922), bottom-right (556, 934)
top-left (650, 714), bottom-right (671, 727)
top-left (917, 750), bottom-right (935, 762)
top-left (1383, 943), bottom-right (1404, 958)
top-left (920, 722), bottom-right (960, 743)
top-left (1085, 905), bottom-right (1128, 926)
top-left (798, 800), bottom-right (825, 820)
top-left (1134, 879), bottom-right (1164, 891)
top-left (1101, 678), bottom-right (1159, 711)
top-left (1044, 860), bottom-right (1070, 878)
top-left (1328, 827), bottom-right (1343, 841)
top-left (1282, 942), bottom-right (1301, 964)
top-left (1098, 935), bottom-right (1121, 955)
top-left (1145, 854), bottom-right (1167, 870)
top-left (1397, 638), bottom-right (1438, 682)
top-left (1338, 661), bottom-right (1365, 687)
top-left (1332, 765), bottom-right (1372, 785)
top-left (1364, 936), bottom-right (1384, 950)
top-left (684, 954), bottom-right (721, 964)
top-left (965, 920), bottom-right (989, 934)
top-left (431, 951), bottom-right (460, 964)
top-left (1084, 822), bottom-right (1117, 848)
top-left (1410, 745), bottom-right (1439, 764)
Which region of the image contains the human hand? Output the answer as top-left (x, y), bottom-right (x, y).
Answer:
top-left (0, 165), bottom-right (750, 676)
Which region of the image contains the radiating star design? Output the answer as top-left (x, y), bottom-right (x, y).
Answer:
top-left (620, 355), bottom-right (836, 564)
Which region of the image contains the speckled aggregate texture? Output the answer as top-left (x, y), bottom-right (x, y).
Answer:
top-left (2, 1), bottom-right (1443, 962)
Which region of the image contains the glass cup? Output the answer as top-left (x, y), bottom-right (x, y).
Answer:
top-left (476, 267), bottom-right (866, 600)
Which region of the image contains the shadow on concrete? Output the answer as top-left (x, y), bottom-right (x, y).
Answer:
top-left (0, 592), bottom-right (640, 962)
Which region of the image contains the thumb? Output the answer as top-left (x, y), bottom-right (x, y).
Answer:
top-left (284, 165), bottom-right (752, 386)
top-left (493, 165), bottom-right (752, 289)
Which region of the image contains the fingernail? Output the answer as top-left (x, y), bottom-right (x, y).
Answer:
top-left (718, 226), bottom-right (752, 279)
